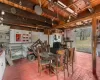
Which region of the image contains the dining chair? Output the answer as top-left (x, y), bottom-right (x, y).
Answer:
top-left (64, 47), bottom-right (75, 77)
top-left (37, 46), bottom-right (50, 75)
top-left (50, 49), bottom-right (65, 80)
top-left (43, 40), bottom-right (50, 52)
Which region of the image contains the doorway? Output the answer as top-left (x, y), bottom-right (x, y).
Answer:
top-left (75, 26), bottom-right (92, 53)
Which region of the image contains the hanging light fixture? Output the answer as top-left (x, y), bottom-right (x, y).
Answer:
top-left (34, 0), bottom-right (42, 15)
top-left (1, 10), bottom-right (5, 15)
top-left (34, 5), bottom-right (42, 15)
top-left (36, 27), bottom-right (38, 32)
top-left (52, 18), bottom-right (54, 26)
top-left (11, 0), bottom-right (16, 14)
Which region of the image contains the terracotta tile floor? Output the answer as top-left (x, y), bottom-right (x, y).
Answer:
top-left (2, 52), bottom-right (100, 80)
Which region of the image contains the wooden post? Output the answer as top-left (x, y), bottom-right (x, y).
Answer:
top-left (48, 29), bottom-right (50, 45)
top-left (92, 16), bottom-right (97, 75)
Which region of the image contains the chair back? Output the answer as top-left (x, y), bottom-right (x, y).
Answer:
top-left (43, 40), bottom-right (50, 52)
top-left (68, 48), bottom-right (75, 62)
top-left (37, 46), bottom-right (42, 64)
top-left (56, 49), bottom-right (65, 67)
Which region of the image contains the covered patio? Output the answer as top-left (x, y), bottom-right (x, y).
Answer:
top-left (0, 0), bottom-right (100, 80)
top-left (3, 52), bottom-right (100, 80)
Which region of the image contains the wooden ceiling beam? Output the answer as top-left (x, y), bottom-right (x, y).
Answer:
top-left (0, 2), bottom-right (59, 28)
top-left (0, 0), bottom-right (58, 24)
top-left (0, 11), bottom-right (52, 28)
top-left (62, 23), bottom-right (91, 29)
top-left (9, 0), bottom-right (65, 21)
top-left (10, 26), bottom-right (44, 32)
top-left (0, 2), bottom-right (55, 25)
top-left (56, 4), bottom-right (100, 28)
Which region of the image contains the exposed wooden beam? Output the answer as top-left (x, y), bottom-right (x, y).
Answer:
top-left (0, 0), bottom-right (58, 24)
top-left (56, 4), bottom-right (100, 28)
top-left (0, 11), bottom-right (52, 27)
top-left (9, 0), bottom-right (65, 21)
top-left (0, 2), bottom-right (57, 25)
top-left (4, 23), bottom-right (44, 30)
top-left (10, 26), bottom-right (44, 32)
top-left (59, 0), bottom-right (74, 7)
top-left (58, 23), bottom-right (91, 30)
top-left (92, 16), bottom-right (97, 75)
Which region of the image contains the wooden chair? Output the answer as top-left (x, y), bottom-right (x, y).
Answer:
top-left (43, 40), bottom-right (50, 52)
top-left (64, 48), bottom-right (75, 77)
top-left (37, 46), bottom-right (50, 75)
top-left (50, 49), bottom-right (65, 80)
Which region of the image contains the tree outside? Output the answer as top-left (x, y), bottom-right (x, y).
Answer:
top-left (75, 27), bottom-right (92, 53)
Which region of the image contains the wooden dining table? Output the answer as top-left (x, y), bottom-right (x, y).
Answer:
top-left (39, 51), bottom-right (57, 73)
top-left (39, 51), bottom-right (56, 60)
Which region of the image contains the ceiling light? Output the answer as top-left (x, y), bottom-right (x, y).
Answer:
top-left (67, 20), bottom-right (70, 22)
top-left (48, 0), bottom-right (51, 1)
top-left (34, 5), bottom-right (42, 15)
top-left (57, 0), bottom-right (67, 8)
top-left (1, 11), bottom-right (5, 15)
top-left (0, 17), bottom-right (3, 21)
top-left (74, 12), bottom-right (78, 16)
top-left (1, 23), bottom-right (3, 26)
top-left (65, 7), bottom-right (74, 14)
top-left (69, 16), bottom-right (71, 20)
top-left (88, 7), bottom-right (94, 13)
top-left (55, 0), bottom-right (77, 17)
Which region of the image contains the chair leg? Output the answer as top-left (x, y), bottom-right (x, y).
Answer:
top-left (64, 64), bottom-right (66, 80)
top-left (38, 64), bottom-right (40, 73)
top-left (72, 52), bottom-right (74, 74)
top-left (56, 67), bottom-right (59, 80)
top-left (49, 64), bottom-right (51, 75)
top-left (72, 61), bottom-right (73, 75)
top-left (67, 55), bottom-right (69, 76)
top-left (39, 65), bottom-right (42, 76)
top-left (67, 63), bottom-right (69, 76)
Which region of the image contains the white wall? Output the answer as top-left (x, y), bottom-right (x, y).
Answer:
top-left (97, 43), bottom-right (100, 56)
top-left (0, 25), bottom-right (10, 32)
top-left (66, 29), bottom-right (76, 48)
top-left (0, 25), bottom-right (9, 80)
top-left (49, 35), bottom-right (53, 47)
top-left (0, 51), bottom-right (6, 80)
top-left (31, 31), bottom-right (48, 42)
top-left (65, 27), bottom-right (100, 56)
top-left (10, 29), bottom-right (32, 43)
top-left (9, 29), bottom-right (49, 58)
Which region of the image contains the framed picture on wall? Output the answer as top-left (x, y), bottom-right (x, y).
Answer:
top-left (16, 34), bottom-right (21, 42)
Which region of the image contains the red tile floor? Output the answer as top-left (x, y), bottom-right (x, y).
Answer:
top-left (2, 52), bottom-right (100, 80)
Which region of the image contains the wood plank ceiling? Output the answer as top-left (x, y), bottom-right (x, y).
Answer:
top-left (28, 0), bottom-right (100, 28)
top-left (30, 0), bottom-right (100, 14)
top-left (0, 0), bottom-right (100, 30)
